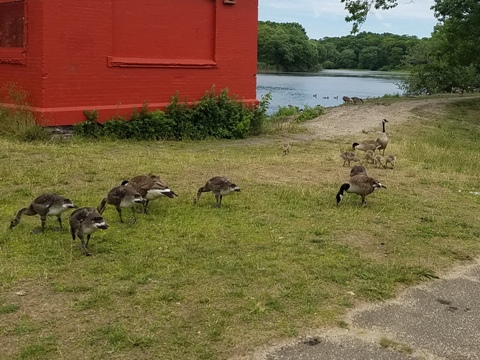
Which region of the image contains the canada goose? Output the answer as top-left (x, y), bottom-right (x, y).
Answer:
top-left (121, 174), bottom-right (178, 214)
top-left (336, 174), bottom-right (386, 206)
top-left (351, 96), bottom-right (363, 104)
top-left (340, 151), bottom-right (361, 167)
top-left (350, 165), bottom-right (368, 177)
top-left (97, 185), bottom-right (145, 223)
top-left (282, 143), bottom-right (291, 155)
top-left (373, 154), bottom-right (387, 169)
top-left (365, 149), bottom-right (375, 164)
top-left (375, 119), bottom-right (389, 155)
top-left (9, 193), bottom-right (76, 233)
top-left (313, 94), bottom-right (317, 98)
top-left (342, 96), bottom-right (353, 104)
top-left (385, 154), bottom-right (397, 168)
top-left (70, 207), bottom-right (109, 256)
top-left (194, 176), bottom-right (241, 207)
top-left (352, 141), bottom-right (380, 152)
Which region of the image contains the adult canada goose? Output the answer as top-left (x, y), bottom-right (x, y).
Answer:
top-left (375, 119), bottom-right (389, 155)
top-left (97, 185), bottom-right (145, 223)
top-left (9, 193), bottom-right (76, 233)
top-left (70, 207), bottom-right (109, 256)
top-left (194, 176), bottom-right (240, 207)
top-left (352, 141), bottom-right (380, 152)
top-left (351, 96), bottom-right (363, 104)
top-left (353, 119), bottom-right (388, 154)
top-left (336, 174), bottom-right (386, 206)
top-left (121, 174), bottom-right (177, 214)
top-left (385, 154), bottom-right (397, 168)
top-left (342, 96), bottom-right (353, 103)
top-left (373, 154), bottom-right (387, 169)
top-left (340, 151), bottom-right (361, 167)
top-left (350, 165), bottom-right (368, 177)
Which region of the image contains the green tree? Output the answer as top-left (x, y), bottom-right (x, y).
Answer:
top-left (257, 21), bottom-right (320, 72)
top-left (343, 0), bottom-right (480, 92)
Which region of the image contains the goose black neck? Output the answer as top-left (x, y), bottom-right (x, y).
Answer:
top-left (336, 183), bottom-right (350, 204)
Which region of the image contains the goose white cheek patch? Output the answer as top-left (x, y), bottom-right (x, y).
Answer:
top-left (94, 221), bottom-right (107, 228)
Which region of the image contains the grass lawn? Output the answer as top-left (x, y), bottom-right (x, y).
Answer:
top-left (1, 97), bottom-right (480, 359)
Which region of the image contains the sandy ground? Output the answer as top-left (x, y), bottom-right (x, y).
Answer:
top-left (288, 95), bottom-right (477, 142)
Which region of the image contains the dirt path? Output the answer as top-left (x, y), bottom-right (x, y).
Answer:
top-left (287, 95), bottom-right (478, 142)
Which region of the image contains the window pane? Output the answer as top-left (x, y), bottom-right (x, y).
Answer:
top-left (0, 1), bottom-right (24, 48)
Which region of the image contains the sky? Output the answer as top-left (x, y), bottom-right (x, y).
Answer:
top-left (258, 0), bottom-right (438, 39)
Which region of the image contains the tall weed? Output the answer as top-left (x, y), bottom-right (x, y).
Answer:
top-left (0, 83), bottom-right (48, 140)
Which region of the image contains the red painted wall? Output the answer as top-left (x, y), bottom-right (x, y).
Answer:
top-left (0, 0), bottom-right (258, 126)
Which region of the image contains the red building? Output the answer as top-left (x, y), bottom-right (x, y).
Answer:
top-left (0, 0), bottom-right (258, 126)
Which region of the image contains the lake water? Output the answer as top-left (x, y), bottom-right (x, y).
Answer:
top-left (256, 69), bottom-right (405, 114)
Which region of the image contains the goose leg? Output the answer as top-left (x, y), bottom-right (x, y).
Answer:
top-left (85, 234), bottom-right (91, 249)
top-left (115, 206), bottom-right (124, 223)
top-left (54, 215), bottom-right (63, 231)
top-left (214, 195), bottom-right (221, 208)
top-left (130, 207), bottom-right (137, 224)
top-left (78, 234), bottom-right (91, 256)
top-left (33, 215), bottom-right (47, 233)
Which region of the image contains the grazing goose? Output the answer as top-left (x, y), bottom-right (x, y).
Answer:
top-left (375, 119), bottom-right (389, 155)
top-left (350, 165), bottom-right (368, 177)
top-left (342, 96), bottom-right (353, 104)
top-left (121, 174), bottom-right (177, 214)
top-left (336, 174), bottom-right (386, 206)
top-left (70, 207), bottom-right (109, 256)
top-left (353, 119), bottom-right (389, 154)
top-left (9, 193), bottom-right (76, 233)
top-left (340, 151), bottom-right (361, 167)
top-left (97, 185), bottom-right (145, 223)
top-left (385, 154), bottom-right (397, 168)
top-left (352, 141), bottom-right (380, 152)
top-left (373, 154), bottom-right (387, 169)
top-left (351, 96), bottom-right (364, 104)
top-left (194, 176), bottom-right (241, 207)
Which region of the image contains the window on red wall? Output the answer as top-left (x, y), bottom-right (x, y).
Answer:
top-left (0, 0), bottom-right (24, 47)
top-left (0, 0), bottom-right (26, 65)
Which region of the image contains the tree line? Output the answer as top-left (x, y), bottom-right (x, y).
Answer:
top-left (258, 21), bottom-right (420, 72)
top-left (258, 0), bottom-right (480, 94)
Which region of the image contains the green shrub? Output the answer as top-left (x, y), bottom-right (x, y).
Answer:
top-left (295, 105), bottom-right (324, 123)
top-left (74, 87), bottom-right (267, 141)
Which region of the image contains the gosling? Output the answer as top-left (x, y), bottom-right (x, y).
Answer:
top-left (365, 149), bottom-right (375, 164)
top-left (97, 185), bottom-right (145, 223)
top-left (350, 165), bottom-right (368, 177)
top-left (194, 176), bottom-right (241, 208)
top-left (70, 207), bottom-right (109, 256)
top-left (385, 154), bottom-right (397, 168)
top-left (121, 174), bottom-right (177, 214)
top-left (10, 193), bottom-right (76, 233)
top-left (340, 151), bottom-right (361, 167)
top-left (373, 154), bottom-right (387, 169)
top-left (282, 143), bottom-right (291, 155)
top-left (336, 174), bottom-right (386, 206)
